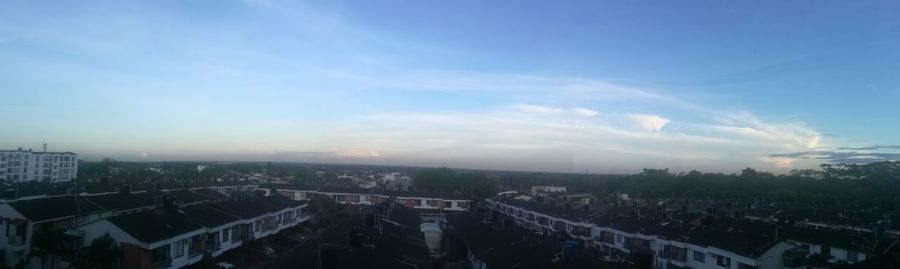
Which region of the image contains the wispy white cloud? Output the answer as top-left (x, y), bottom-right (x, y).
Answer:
top-left (0, 0), bottom-right (847, 173)
top-left (302, 101), bottom-right (831, 173)
top-left (571, 107), bottom-right (599, 116)
top-left (513, 104), bottom-right (563, 114)
top-left (625, 114), bottom-right (669, 133)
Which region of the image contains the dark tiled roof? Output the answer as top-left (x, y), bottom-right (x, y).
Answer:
top-left (385, 190), bottom-right (470, 200)
top-left (107, 208), bottom-right (203, 244)
top-left (208, 195), bottom-right (306, 219)
top-left (163, 189), bottom-right (222, 204)
top-left (784, 226), bottom-right (896, 254)
top-left (190, 188), bottom-right (230, 200)
top-left (491, 196), bottom-right (594, 222)
top-left (258, 183), bottom-right (318, 191)
top-left (658, 219), bottom-right (780, 259)
top-left (179, 204), bottom-right (241, 228)
top-left (83, 192), bottom-right (158, 211)
top-left (318, 186), bottom-right (381, 195)
top-left (446, 212), bottom-right (613, 269)
top-left (8, 195), bottom-right (102, 222)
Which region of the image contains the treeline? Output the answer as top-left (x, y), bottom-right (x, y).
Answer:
top-left (497, 161), bottom-right (900, 211)
top-left (412, 168), bottom-right (498, 199)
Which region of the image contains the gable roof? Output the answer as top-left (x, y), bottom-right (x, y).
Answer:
top-left (7, 195), bottom-right (102, 222)
top-left (106, 208), bottom-right (203, 244)
top-left (208, 195), bottom-right (306, 219)
top-left (83, 192), bottom-right (158, 211)
top-left (163, 189), bottom-right (221, 204)
top-left (179, 204), bottom-right (242, 229)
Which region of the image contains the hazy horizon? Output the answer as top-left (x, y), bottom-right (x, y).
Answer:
top-left (3, 1), bottom-right (900, 174)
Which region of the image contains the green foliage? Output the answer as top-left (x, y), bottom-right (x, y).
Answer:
top-left (500, 161), bottom-right (900, 211)
top-left (71, 234), bottom-right (120, 269)
top-left (413, 168), bottom-right (498, 199)
top-left (30, 229), bottom-right (68, 269)
top-left (194, 253), bottom-right (217, 269)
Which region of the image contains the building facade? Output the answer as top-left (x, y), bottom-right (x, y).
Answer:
top-left (0, 149), bottom-right (78, 183)
top-left (483, 198), bottom-right (891, 269)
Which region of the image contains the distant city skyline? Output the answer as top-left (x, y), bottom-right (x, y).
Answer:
top-left (2, 1), bottom-right (899, 173)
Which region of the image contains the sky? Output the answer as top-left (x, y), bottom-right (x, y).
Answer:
top-left (2, 0), bottom-right (900, 174)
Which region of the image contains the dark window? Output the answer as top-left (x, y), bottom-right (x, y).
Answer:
top-left (821, 246), bottom-right (831, 256)
top-left (848, 251), bottom-right (859, 262)
top-left (694, 251), bottom-right (705, 262)
top-left (172, 239), bottom-right (185, 258)
top-left (715, 254), bottom-right (730, 267)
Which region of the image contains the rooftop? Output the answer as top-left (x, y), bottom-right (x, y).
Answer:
top-left (7, 195), bottom-right (102, 222)
top-left (106, 208), bottom-right (203, 244)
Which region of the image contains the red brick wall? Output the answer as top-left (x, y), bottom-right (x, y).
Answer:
top-left (120, 243), bottom-right (151, 269)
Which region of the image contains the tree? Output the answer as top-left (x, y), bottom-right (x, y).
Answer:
top-left (71, 234), bottom-right (120, 269)
top-left (194, 253), bottom-right (217, 269)
top-left (413, 168), bottom-right (497, 199)
top-left (29, 229), bottom-right (67, 269)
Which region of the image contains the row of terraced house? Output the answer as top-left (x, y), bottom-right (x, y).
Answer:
top-left (250, 184), bottom-right (473, 212)
top-left (0, 186), bottom-right (308, 269)
top-left (484, 196), bottom-right (897, 269)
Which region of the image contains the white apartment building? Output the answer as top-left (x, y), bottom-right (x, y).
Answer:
top-left (0, 148), bottom-right (78, 183)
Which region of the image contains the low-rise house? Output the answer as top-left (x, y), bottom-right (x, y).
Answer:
top-left (262, 185), bottom-right (473, 212)
top-left (0, 195), bottom-right (103, 267)
top-left (178, 204), bottom-right (245, 257)
top-left (208, 195), bottom-right (308, 240)
top-left (77, 194), bottom-right (308, 269)
top-left (484, 197), bottom-right (897, 269)
top-left (530, 186), bottom-right (567, 195)
top-left (79, 208), bottom-right (206, 269)
top-left (0, 187), bottom-right (244, 268)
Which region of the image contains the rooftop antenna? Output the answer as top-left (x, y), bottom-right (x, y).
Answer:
top-left (42, 143), bottom-right (47, 152)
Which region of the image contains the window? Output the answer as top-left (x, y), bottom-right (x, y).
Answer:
top-left (231, 226), bottom-right (242, 242)
top-left (821, 246), bottom-right (831, 256)
top-left (172, 239), bottom-right (185, 258)
top-left (694, 250), bottom-right (705, 262)
top-left (427, 200), bottom-right (438, 207)
top-left (715, 254), bottom-right (731, 267)
top-left (848, 251), bottom-right (859, 262)
top-left (151, 244), bottom-right (171, 264)
top-left (222, 228), bottom-right (230, 242)
top-left (615, 235), bottom-right (623, 243)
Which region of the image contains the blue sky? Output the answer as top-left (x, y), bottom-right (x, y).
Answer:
top-left (2, 0), bottom-right (899, 173)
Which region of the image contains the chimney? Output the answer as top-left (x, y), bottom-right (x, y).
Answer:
top-left (42, 143), bottom-right (47, 152)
